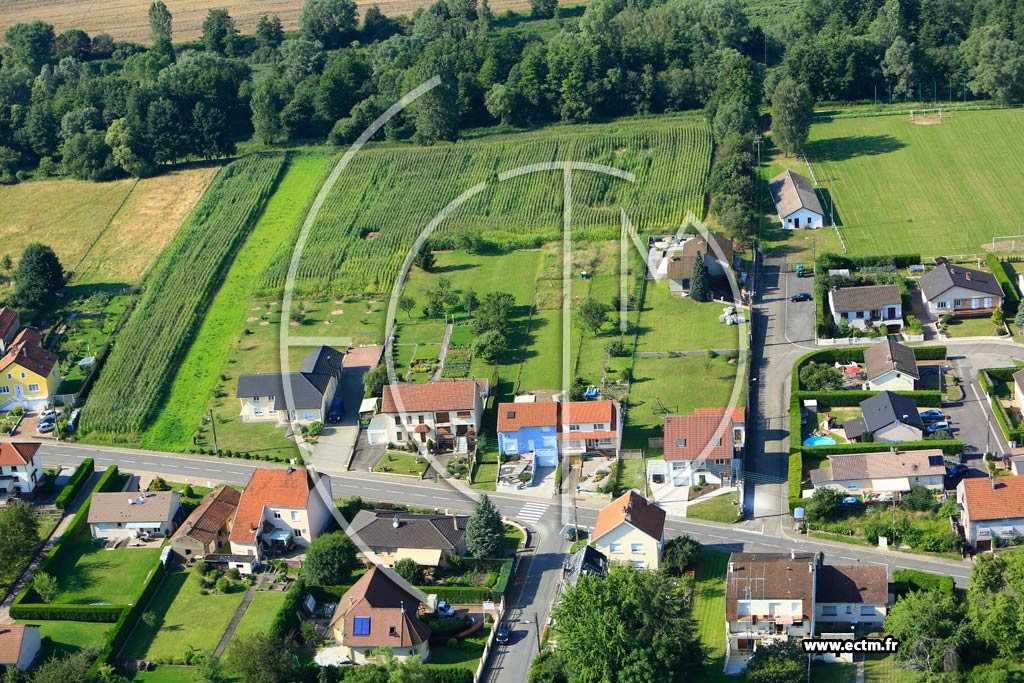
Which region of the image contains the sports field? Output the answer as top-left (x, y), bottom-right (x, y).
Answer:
top-left (804, 109), bottom-right (1024, 256)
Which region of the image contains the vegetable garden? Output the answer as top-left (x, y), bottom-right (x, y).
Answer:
top-left (80, 154), bottom-right (287, 437)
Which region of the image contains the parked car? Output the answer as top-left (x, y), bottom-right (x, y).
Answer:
top-left (946, 464), bottom-right (969, 478)
top-left (790, 292), bottom-right (812, 302)
top-left (328, 396), bottom-right (344, 422)
top-left (437, 600), bottom-right (456, 617)
top-left (925, 421), bottom-right (951, 434)
top-left (39, 409), bottom-right (59, 421)
top-left (919, 409), bottom-right (945, 422)
top-left (565, 527), bottom-right (584, 541)
top-left (495, 624), bottom-right (510, 645)
top-left (36, 421), bottom-right (55, 434)
top-left (68, 409), bottom-right (81, 431)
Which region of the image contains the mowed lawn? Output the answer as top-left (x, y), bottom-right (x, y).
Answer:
top-left (228, 589), bottom-right (289, 646)
top-left (17, 620), bottom-right (110, 660)
top-left (49, 534), bottom-right (160, 605)
top-left (139, 154), bottom-right (330, 452)
top-left (635, 283), bottom-right (737, 353)
top-left (806, 109), bottom-right (1024, 256)
top-left (123, 570), bottom-right (246, 662)
top-left (690, 549), bottom-right (730, 683)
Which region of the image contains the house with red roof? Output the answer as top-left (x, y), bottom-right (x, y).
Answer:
top-left (957, 475), bottom-right (1024, 550)
top-left (0, 624), bottom-right (41, 672)
top-left (591, 490), bottom-right (666, 570)
top-left (0, 330), bottom-right (59, 412)
top-left (0, 442), bottom-right (43, 497)
top-left (379, 379), bottom-right (488, 452)
top-left (659, 407), bottom-right (745, 489)
top-left (0, 307), bottom-right (21, 353)
top-left (228, 467), bottom-right (334, 560)
top-left (559, 399), bottom-right (622, 459)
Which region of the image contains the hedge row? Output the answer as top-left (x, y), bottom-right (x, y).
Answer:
top-left (93, 465), bottom-right (121, 493)
top-left (416, 585), bottom-right (494, 603)
top-left (892, 569), bottom-right (955, 598)
top-left (269, 577), bottom-right (306, 641)
top-left (802, 440), bottom-right (964, 458)
top-left (332, 666), bottom-right (472, 683)
top-left (983, 367), bottom-right (1019, 384)
top-left (794, 390), bottom-right (943, 408)
top-left (789, 398), bottom-right (803, 510)
top-left (55, 458), bottom-right (94, 510)
top-left (987, 253), bottom-right (1020, 315)
top-left (818, 253), bottom-right (922, 270)
top-left (492, 558), bottom-right (515, 596)
top-left (96, 556), bottom-right (167, 668)
top-left (427, 669), bottom-right (474, 683)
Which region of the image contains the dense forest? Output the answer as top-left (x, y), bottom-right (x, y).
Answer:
top-left (1, 0), bottom-right (1024, 185)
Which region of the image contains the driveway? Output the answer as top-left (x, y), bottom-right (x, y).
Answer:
top-left (312, 345), bottom-right (382, 475)
top-left (946, 353), bottom-right (1013, 467)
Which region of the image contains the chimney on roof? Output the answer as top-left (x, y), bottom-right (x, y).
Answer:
top-left (728, 562), bottom-right (734, 573)
top-left (452, 512), bottom-right (459, 531)
top-left (287, 465), bottom-right (295, 475)
top-left (965, 271), bottom-right (971, 280)
top-left (790, 549), bottom-right (795, 560)
top-left (809, 562), bottom-right (813, 573)
top-left (392, 515), bottom-right (401, 529)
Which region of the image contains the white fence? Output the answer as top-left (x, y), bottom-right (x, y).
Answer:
top-left (474, 595), bottom-right (507, 683)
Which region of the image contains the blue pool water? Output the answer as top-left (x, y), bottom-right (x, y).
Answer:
top-left (803, 436), bottom-right (837, 446)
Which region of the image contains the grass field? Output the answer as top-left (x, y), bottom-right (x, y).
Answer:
top-left (227, 589), bottom-right (288, 646)
top-left (123, 569), bottom-right (246, 662)
top-left (804, 109), bottom-right (1024, 257)
top-left (686, 492), bottom-right (740, 523)
top-left (634, 282), bottom-right (737, 353)
top-left (259, 116), bottom-right (713, 296)
top-left (811, 663), bottom-right (857, 682)
top-left (50, 536), bottom-right (160, 605)
top-left (139, 154), bottom-right (329, 452)
top-left (16, 620), bottom-right (110, 661)
top-left (690, 548), bottom-right (730, 683)
top-left (0, 166), bottom-right (217, 290)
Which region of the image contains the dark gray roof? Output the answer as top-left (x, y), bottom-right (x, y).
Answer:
top-left (864, 339), bottom-right (919, 382)
top-left (350, 510), bottom-right (468, 551)
top-left (563, 545), bottom-right (608, 588)
top-left (235, 346), bottom-right (344, 410)
top-left (829, 285), bottom-right (901, 312)
top-left (769, 170), bottom-right (824, 218)
top-left (843, 417), bottom-right (868, 440)
top-left (858, 391), bottom-right (923, 432)
top-left (919, 263), bottom-right (1003, 299)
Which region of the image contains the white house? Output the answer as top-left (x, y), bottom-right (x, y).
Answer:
top-left (591, 490), bottom-right (666, 570)
top-left (842, 391), bottom-right (924, 443)
top-left (864, 339), bottom-right (919, 392)
top-left (1013, 368), bottom-right (1024, 414)
top-left (919, 263), bottom-right (1003, 319)
top-left (828, 285), bottom-right (903, 331)
top-left (229, 467), bottom-right (334, 560)
top-left (662, 407), bottom-right (745, 488)
top-left (769, 170), bottom-right (824, 229)
top-left (0, 624), bottom-right (41, 672)
top-left (815, 564), bottom-right (889, 627)
top-left (808, 449), bottom-right (946, 499)
top-left (957, 476), bottom-right (1024, 551)
top-left (0, 442), bottom-right (44, 497)
top-left (558, 399), bottom-right (622, 459)
top-left (380, 379), bottom-right (488, 453)
top-left (88, 492), bottom-right (182, 542)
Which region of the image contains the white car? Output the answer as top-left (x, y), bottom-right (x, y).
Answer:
top-left (40, 409), bottom-right (59, 421)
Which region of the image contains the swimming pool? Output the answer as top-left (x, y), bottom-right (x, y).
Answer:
top-left (803, 436), bottom-right (837, 446)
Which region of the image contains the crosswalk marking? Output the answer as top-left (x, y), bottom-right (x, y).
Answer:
top-left (516, 502), bottom-right (549, 524)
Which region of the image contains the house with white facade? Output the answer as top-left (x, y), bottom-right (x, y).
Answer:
top-left (919, 262), bottom-right (1003, 319)
top-left (815, 564), bottom-right (889, 627)
top-left (842, 391), bottom-right (924, 443)
top-left (828, 285), bottom-right (903, 331)
top-left (808, 449), bottom-right (946, 499)
top-left (864, 339), bottom-right (919, 391)
top-left (0, 442), bottom-right (44, 497)
top-left (558, 399), bottom-right (622, 460)
top-left (235, 345), bottom-right (343, 425)
top-left (380, 379), bottom-right (488, 453)
top-left (769, 170), bottom-right (824, 229)
top-left (591, 490), bottom-right (665, 570)
top-left (88, 491), bottom-right (182, 542)
top-left (229, 467), bottom-right (333, 560)
top-left (957, 475), bottom-right (1024, 551)
top-left (661, 407), bottom-right (745, 488)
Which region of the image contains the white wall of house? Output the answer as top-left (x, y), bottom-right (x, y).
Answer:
top-left (813, 474), bottom-right (943, 497)
top-left (866, 370), bottom-right (916, 392)
top-left (781, 207), bottom-right (824, 230)
top-left (828, 294), bottom-right (903, 330)
top-left (592, 524), bottom-right (662, 570)
top-left (1015, 377), bottom-right (1024, 414)
top-left (382, 394), bottom-right (482, 448)
top-left (923, 285), bottom-right (1001, 316)
top-left (90, 519), bottom-right (176, 541)
top-left (0, 458), bottom-right (43, 494)
top-left (239, 396), bottom-right (281, 423)
top-left (816, 602), bottom-right (886, 625)
top-left (873, 422), bottom-right (923, 443)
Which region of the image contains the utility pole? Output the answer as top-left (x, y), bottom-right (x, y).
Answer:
top-left (754, 134), bottom-right (764, 249)
top-left (209, 408), bottom-right (220, 456)
top-left (534, 611), bottom-right (541, 652)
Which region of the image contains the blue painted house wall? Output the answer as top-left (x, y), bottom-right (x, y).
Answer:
top-left (498, 425), bottom-right (559, 466)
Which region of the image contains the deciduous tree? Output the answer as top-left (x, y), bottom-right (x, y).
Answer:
top-left (300, 0), bottom-right (358, 49)
top-left (305, 531), bottom-right (359, 585)
top-left (148, 1), bottom-right (173, 44)
top-left (771, 78), bottom-right (813, 157)
top-left (202, 9), bottom-right (238, 56)
top-left (744, 640), bottom-right (808, 683)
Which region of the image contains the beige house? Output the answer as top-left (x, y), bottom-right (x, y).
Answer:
top-left (864, 339), bottom-right (919, 392)
top-left (349, 510), bottom-right (468, 568)
top-left (324, 566), bottom-right (432, 665)
top-left (592, 490), bottom-right (665, 570)
top-left (809, 449), bottom-right (947, 499)
top-left (380, 379), bottom-right (488, 452)
top-left (88, 491), bottom-right (182, 541)
top-left (919, 262), bottom-right (1003, 318)
top-left (815, 564), bottom-right (889, 627)
top-left (0, 624), bottom-right (41, 672)
top-left (229, 467), bottom-right (334, 560)
top-left (169, 486), bottom-right (241, 560)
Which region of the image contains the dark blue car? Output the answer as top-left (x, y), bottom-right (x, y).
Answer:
top-left (328, 396), bottom-right (344, 422)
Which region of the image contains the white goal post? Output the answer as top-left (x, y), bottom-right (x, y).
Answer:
top-left (909, 108), bottom-right (942, 121)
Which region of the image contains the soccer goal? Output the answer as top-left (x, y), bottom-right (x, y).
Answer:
top-left (909, 108), bottom-right (943, 125)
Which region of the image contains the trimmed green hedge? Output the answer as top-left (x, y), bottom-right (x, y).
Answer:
top-left (308, 584), bottom-right (352, 605)
top-left (9, 602), bottom-right (123, 622)
top-left (55, 458), bottom-right (94, 510)
top-left (269, 577), bottom-right (307, 641)
top-left (892, 569), bottom-right (955, 598)
top-left (983, 367), bottom-right (1018, 383)
top-left (794, 390), bottom-right (942, 408)
top-left (93, 465), bottom-right (121, 492)
top-left (418, 585), bottom-right (494, 603)
top-left (492, 558), bottom-right (514, 596)
top-left (803, 440), bottom-right (963, 458)
top-left (427, 669), bottom-right (474, 683)
top-left (96, 556), bottom-right (167, 668)
top-left (987, 253), bottom-right (1020, 315)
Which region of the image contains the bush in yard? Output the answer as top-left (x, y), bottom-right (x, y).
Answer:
top-left (467, 494), bottom-right (504, 559)
top-left (151, 476), bottom-right (171, 491)
top-left (31, 572), bottom-right (58, 603)
top-left (799, 363), bottom-right (843, 391)
top-left (660, 535), bottom-right (701, 577)
top-left (305, 532), bottom-right (359, 585)
top-left (744, 639), bottom-right (808, 683)
top-left (182, 484), bottom-right (194, 498)
top-left (394, 558), bottom-right (425, 585)
top-left (195, 559), bottom-right (210, 576)
top-left (309, 421), bottom-right (324, 437)
top-left (902, 485), bottom-right (938, 511)
top-left (805, 487), bottom-right (842, 524)
top-left (216, 577), bottom-right (231, 593)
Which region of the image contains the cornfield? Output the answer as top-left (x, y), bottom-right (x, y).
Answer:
top-left (258, 116), bottom-right (713, 296)
top-left (80, 154), bottom-right (287, 437)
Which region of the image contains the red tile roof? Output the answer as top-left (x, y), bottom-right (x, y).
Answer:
top-left (0, 339), bottom-right (57, 376)
top-left (381, 380), bottom-right (480, 414)
top-left (0, 442), bottom-right (40, 466)
top-left (726, 553), bottom-right (816, 621)
top-left (0, 307), bottom-right (18, 342)
top-left (330, 566), bottom-right (432, 648)
top-left (962, 476), bottom-right (1024, 521)
top-left (497, 402), bottom-right (558, 432)
top-left (593, 490), bottom-right (665, 542)
top-left (11, 328), bottom-right (41, 347)
top-left (0, 624), bottom-right (37, 666)
top-left (230, 468), bottom-right (314, 544)
top-left (694, 406), bottom-right (746, 423)
top-left (560, 400), bottom-right (615, 426)
top-left (664, 413), bottom-right (736, 461)
top-left (172, 486), bottom-right (241, 546)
